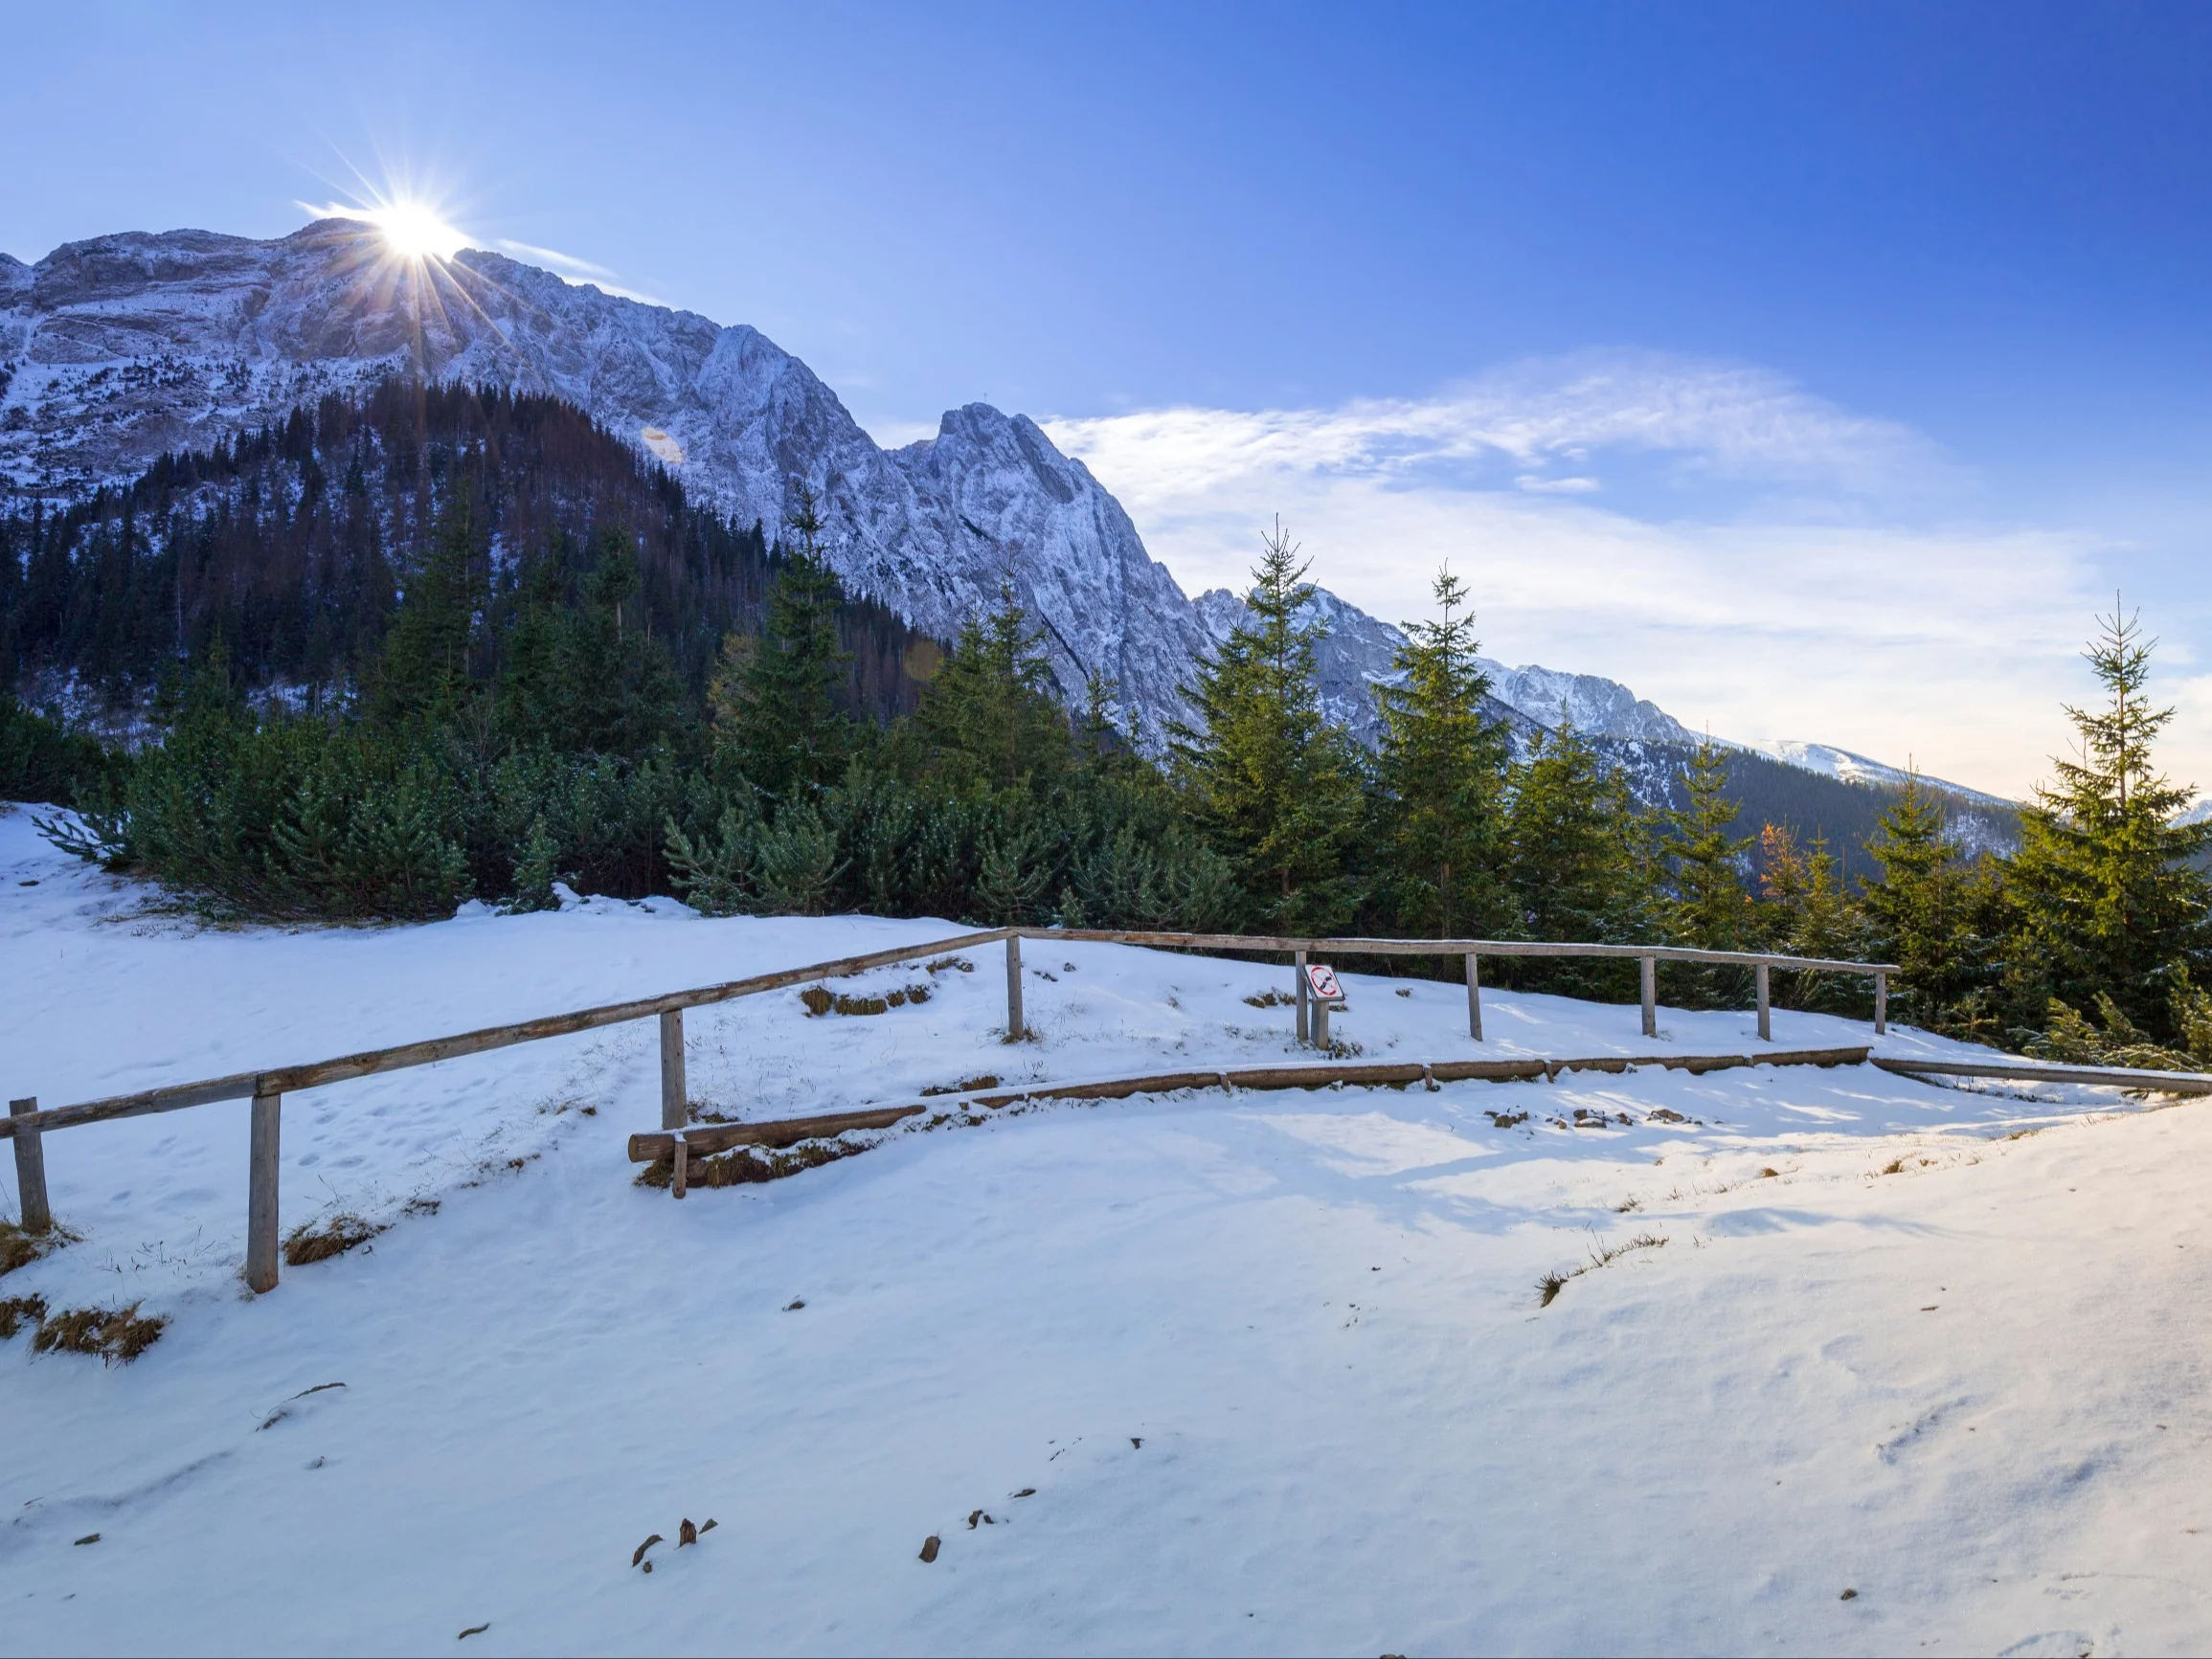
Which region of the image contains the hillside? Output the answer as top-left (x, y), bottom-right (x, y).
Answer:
top-left (0, 380), bottom-right (930, 724)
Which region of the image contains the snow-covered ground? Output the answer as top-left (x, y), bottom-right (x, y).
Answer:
top-left (2, 802), bottom-right (2208, 1656)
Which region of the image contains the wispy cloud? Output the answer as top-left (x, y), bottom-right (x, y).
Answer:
top-left (495, 238), bottom-right (616, 278)
top-left (1044, 354), bottom-right (2117, 797)
top-left (1050, 351), bottom-right (1942, 508)
top-left (491, 237), bottom-right (666, 307)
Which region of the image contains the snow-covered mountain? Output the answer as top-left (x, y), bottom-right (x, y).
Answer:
top-left (0, 220), bottom-right (1221, 736)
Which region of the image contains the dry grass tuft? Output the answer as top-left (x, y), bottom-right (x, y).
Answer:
top-left (0, 1221), bottom-right (72, 1278)
top-left (925, 955), bottom-right (974, 975)
top-left (921, 1074), bottom-right (1001, 1097)
top-left (283, 1213), bottom-right (386, 1266)
top-left (0, 1294), bottom-right (48, 1338)
top-left (33, 1303), bottom-right (168, 1365)
top-left (638, 1137), bottom-right (869, 1190)
top-left (1535, 1233), bottom-right (1668, 1310)
top-left (799, 986), bottom-right (834, 1016)
top-left (1242, 989), bottom-right (1293, 1008)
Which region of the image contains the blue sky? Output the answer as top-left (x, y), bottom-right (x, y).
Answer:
top-left (8, 1), bottom-right (2211, 794)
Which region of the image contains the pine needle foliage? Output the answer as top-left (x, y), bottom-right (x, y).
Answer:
top-left (1369, 567), bottom-right (1511, 938)
top-left (1170, 521), bottom-right (1362, 934)
top-left (2004, 604), bottom-right (2212, 1038)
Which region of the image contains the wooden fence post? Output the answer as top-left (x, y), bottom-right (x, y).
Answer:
top-left (1004, 933), bottom-right (1025, 1042)
top-left (1295, 949), bottom-right (1309, 1045)
top-left (659, 1008), bottom-right (688, 1132)
top-left (1875, 972), bottom-right (1887, 1036)
top-left (246, 1087), bottom-right (282, 1294)
top-left (1465, 953), bottom-right (1483, 1042)
top-left (1756, 963), bottom-right (1771, 1042)
top-left (1313, 993), bottom-right (1330, 1052)
top-left (1640, 955), bottom-right (1658, 1039)
top-left (9, 1098), bottom-right (50, 1235)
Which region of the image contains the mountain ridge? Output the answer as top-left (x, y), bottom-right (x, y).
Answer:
top-left (2, 217), bottom-right (2002, 808)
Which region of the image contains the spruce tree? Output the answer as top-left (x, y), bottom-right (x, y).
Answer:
top-left (914, 577), bottom-right (1070, 792)
top-left (2004, 605), bottom-right (2212, 1036)
top-left (1664, 739), bottom-right (1754, 952)
top-left (1860, 773), bottom-right (2001, 1033)
top-left (371, 492), bottom-right (485, 726)
top-left (713, 484), bottom-right (853, 798)
top-left (1502, 721), bottom-right (1651, 945)
top-left (1171, 521), bottom-right (1362, 933)
top-left (1370, 566), bottom-right (1510, 938)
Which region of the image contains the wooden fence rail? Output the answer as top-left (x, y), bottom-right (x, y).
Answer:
top-left (3, 925), bottom-right (1901, 1292)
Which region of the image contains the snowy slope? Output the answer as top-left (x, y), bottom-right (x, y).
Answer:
top-left (1757, 739), bottom-right (2014, 808)
top-left (1, 805), bottom-right (2207, 1653)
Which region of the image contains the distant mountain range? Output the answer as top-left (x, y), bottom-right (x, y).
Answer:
top-left (2, 216), bottom-right (2009, 819)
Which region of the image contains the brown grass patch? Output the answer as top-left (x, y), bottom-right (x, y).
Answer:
top-left (638, 1137), bottom-right (869, 1189)
top-left (921, 1074), bottom-right (1001, 1097)
top-left (800, 986), bottom-right (834, 1016)
top-left (282, 1213), bottom-right (386, 1266)
top-left (1242, 989), bottom-right (1293, 1008)
top-left (33, 1303), bottom-right (167, 1365)
top-left (925, 956), bottom-right (974, 975)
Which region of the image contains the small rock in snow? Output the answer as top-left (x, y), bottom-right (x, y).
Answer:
top-left (919, 1536), bottom-right (940, 1562)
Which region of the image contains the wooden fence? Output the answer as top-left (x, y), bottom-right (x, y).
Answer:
top-left (4, 925), bottom-right (1903, 1291)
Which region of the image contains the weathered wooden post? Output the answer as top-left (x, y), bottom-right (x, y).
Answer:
top-left (9, 1098), bottom-right (50, 1235)
top-left (1465, 953), bottom-right (1483, 1042)
top-left (659, 1008), bottom-right (688, 1132)
top-left (1295, 949), bottom-right (1310, 1045)
top-left (1313, 992), bottom-right (1330, 1051)
top-left (246, 1087), bottom-right (282, 1293)
top-left (1756, 962), bottom-right (1772, 1042)
top-left (1875, 972), bottom-right (1887, 1036)
top-left (1640, 954), bottom-right (1658, 1040)
top-left (1004, 932), bottom-right (1026, 1042)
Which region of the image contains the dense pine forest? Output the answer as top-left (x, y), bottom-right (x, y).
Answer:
top-left (4, 382), bottom-right (2207, 1065)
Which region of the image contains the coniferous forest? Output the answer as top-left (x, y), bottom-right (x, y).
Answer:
top-left (4, 382), bottom-right (2207, 1064)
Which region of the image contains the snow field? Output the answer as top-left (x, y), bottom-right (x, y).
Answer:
top-left (1, 806), bottom-right (2208, 1655)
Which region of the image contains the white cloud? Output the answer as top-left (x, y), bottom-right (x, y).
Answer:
top-left (1043, 354), bottom-right (2126, 798)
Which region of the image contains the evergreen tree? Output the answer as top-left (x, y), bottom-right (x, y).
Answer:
top-left (1664, 739), bottom-right (1755, 952)
top-left (1859, 773), bottom-right (2002, 1034)
top-left (914, 577), bottom-right (1070, 792)
top-left (370, 493), bottom-right (485, 725)
top-left (1755, 822), bottom-right (1867, 1009)
top-left (2004, 605), bottom-right (2212, 1037)
top-left (1170, 521), bottom-right (1361, 933)
top-left (711, 484), bottom-right (852, 798)
top-left (1370, 566), bottom-right (1510, 938)
top-left (1502, 722), bottom-right (1652, 944)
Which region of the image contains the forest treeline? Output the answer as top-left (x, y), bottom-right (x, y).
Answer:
top-left (4, 386), bottom-right (2207, 1064)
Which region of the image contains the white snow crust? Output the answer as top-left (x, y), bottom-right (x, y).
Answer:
top-left (0, 803), bottom-right (2206, 1655)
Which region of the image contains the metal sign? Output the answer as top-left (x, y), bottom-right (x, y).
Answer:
top-left (1305, 963), bottom-right (1343, 1002)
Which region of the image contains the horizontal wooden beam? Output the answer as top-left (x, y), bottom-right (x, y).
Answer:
top-left (623, 1045), bottom-right (1876, 1161)
top-left (1034, 930), bottom-right (1896, 975)
top-left (1871, 1055), bottom-right (2212, 1095)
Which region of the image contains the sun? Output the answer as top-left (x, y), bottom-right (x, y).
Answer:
top-left (303, 192), bottom-right (470, 261)
top-left (364, 198), bottom-right (469, 261)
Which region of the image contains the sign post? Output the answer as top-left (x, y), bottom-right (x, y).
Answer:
top-left (1305, 963), bottom-right (1345, 1049)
